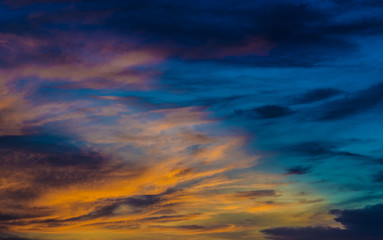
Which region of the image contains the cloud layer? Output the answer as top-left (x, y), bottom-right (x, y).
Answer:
top-left (1, 0), bottom-right (383, 239)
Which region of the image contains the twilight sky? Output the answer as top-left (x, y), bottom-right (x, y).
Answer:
top-left (1, 0), bottom-right (383, 239)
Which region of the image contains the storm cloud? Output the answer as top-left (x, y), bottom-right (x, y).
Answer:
top-left (262, 204), bottom-right (383, 240)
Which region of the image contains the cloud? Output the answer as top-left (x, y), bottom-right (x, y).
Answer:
top-left (234, 190), bottom-right (278, 199)
top-left (332, 0), bottom-right (383, 8)
top-left (147, 223), bottom-right (244, 234)
top-left (284, 141), bottom-right (366, 159)
top-left (373, 171), bottom-right (383, 182)
top-left (317, 83), bottom-right (383, 120)
top-left (286, 166), bottom-right (312, 175)
top-left (0, 234), bottom-right (35, 240)
top-left (2, 0), bottom-right (383, 65)
top-left (103, 1), bottom-right (383, 65)
top-left (262, 227), bottom-right (346, 240)
top-left (1, 0), bottom-right (382, 239)
top-left (0, 104), bottom-right (259, 234)
top-left (234, 105), bottom-right (294, 119)
top-left (262, 203), bottom-right (383, 240)
top-left (37, 190), bottom-right (176, 224)
top-left (254, 105), bottom-right (294, 119)
top-left (0, 134), bottom-right (121, 228)
top-left (292, 88), bottom-right (343, 104)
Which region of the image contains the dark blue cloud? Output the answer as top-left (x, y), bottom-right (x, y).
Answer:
top-left (332, 0), bottom-right (383, 8)
top-left (286, 165), bottom-right (313, 175)
top-left (0, 134), bottom-right (104, 168)
top-left (373, 171), bottom-right (383, 182)
top-left (0, 133), bottom-right (132, 230)
top-left (284, 141), bottom-right (366, 159)
top-left (254, 105), bottom-right (294, 119)
top-left (317, 83), bottom-right (383, 120)
top-left (234, 105), bottom-right (294, 119)
top-left (292, 88), bottom-right (343, 104)
top-left (262, 204), bottom-right (383, 240)
top-left (1, 0), bottom-right (383, 66)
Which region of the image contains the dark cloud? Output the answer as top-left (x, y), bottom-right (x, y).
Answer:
top-left (286, 166), bottom-right (312, 175)
top-left (292, 88), bottom-right (343, 104)
top-left (1, 0), bottom-right (382, 66)
top-left (0, 149), bottom-right (106, 189)
top-left (0, 133), bottom-right (142, 230)
top-left (332, 0), bottom-right (383, 8)
top-left (318, 83), bottom-right (383, 120)
top-left (174, 225), bottom-right (212, 230)
top-left (285, 141), bottom-right (366, 159)
top-left (0, 134), bottom-right (80, 154)
top-left (122, 194), bottom-right (163, 208)
top-left (234, 105), bottom-right (294, 120)
top-left (262, 203), bottom-right (383, 240)
top-left (101, 1), bottom-right (375, 65)
top-left (2, 0), bottom-right (81, 7)
top-left (262, 227), bottom-right (346, 240)
top-left (234, 190), bottom-right (277, 199)
top-left (0, 213), bottom-right (38, 221)
top-left (373, 171), bottom-right (383, 182)
top-left (0, 234), bottom-right (35, 240)
top-left (0, 238), bottom-right (34, 240)
top-left (0, 133), bottom-right (106, 170)
top-left (254, 105), bottom-right (294, 119)
top-left (149, 223), bottom-right (238, 233)
top-left (330, 204), bottom-right (383, 235)
top-left (287, 141), bottom-right (332, 156)
top-left (142, 213), bottom-right (201, 223)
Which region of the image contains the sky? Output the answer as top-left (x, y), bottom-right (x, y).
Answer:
top-left (0, 0), bottom-right (383, 239)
